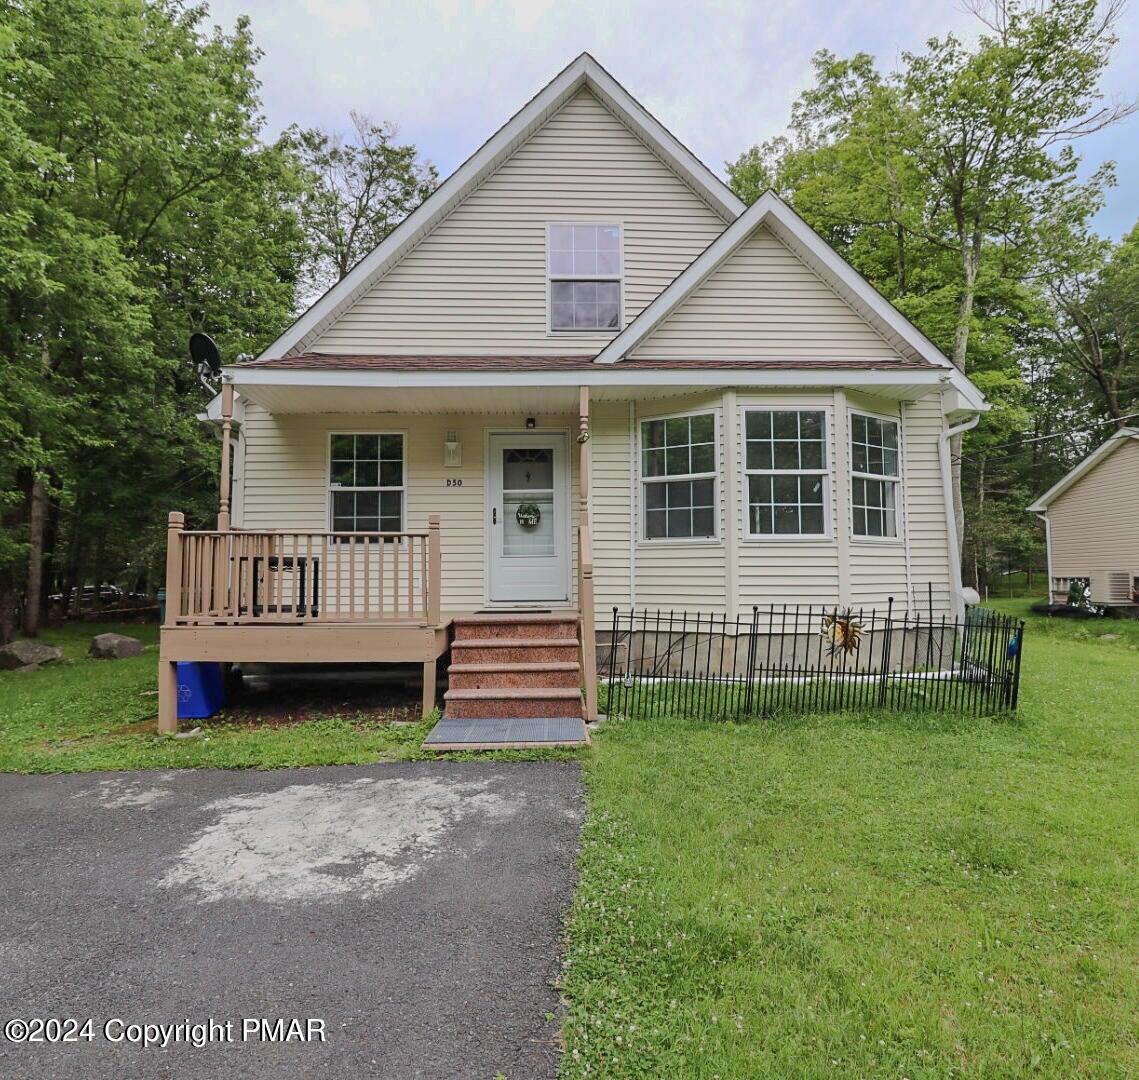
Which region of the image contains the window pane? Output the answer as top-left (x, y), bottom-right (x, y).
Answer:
top-left (549, 225), bottom-right (573, 251)
top-left (355, 434), bottom-right (379, 459)
top-left (549, 251), bottom-right (574, 275)
top-left (379, 491), bottom-right (402, 531)
top-left (772, 440), bottom-right (799, 469)
top-left (746, 440), bottom-right (772, 471)
top-left (772, 411), bottom-right (798, 439)
top-left (665, 416), bottom-right (689, 445)
top-left (800, 411), bottom-right (824, 441)
top-left (851, 442), bottom-right (869, 473)
top-left (354, 460), bottom-right (378, 487)
top-left (690, 413), bottom-right (714, 443)
top-left (551, 280), bottom-right (573, 303)
top-left (379, 460), bottom-right (402, 486)
top-left (330, 434), bottom-right (354, 460)
top-left (644, 483), bottom-right (666, 510)
top-left (573, 249), bottom-right (598, 275)
top-left (551, 302), bottom-right (574, 330)
top-left (574, 281), bottom-right (597, 304)
top-left (665, 445), bottom-right (689, 475)
top-left (800, 504), bottom-right (824, 534)
top-left (800, 440), bottom-right (824, 470)
top-left (597, 225), bottom-right (620, 251)
top-left (772, 474), bottom-right (799, 502)
top-left (642, 447), bottom-right (666, 478)
top-left (642, 419), bottom-right (665, 449)
top-left (690, 478), bottom-right (714, 509)
top-left (690, 442), bottom-right (714, 473)
top-left (645, 508), bottom-right (667, 539)
top-left (331, 491), bottom-right (355, 531)
top-left (598, 294), bottom-right (619, 329)
top-left (379, 434), bottom-right (402, 461)
top-left (746, 411), bottom-right (772, 440)
top-left (573, 224), bottom-right (596, 251)
top-left (355, 491), bottom-right (379, 519)
top-left (774, 505), bottom-right (799, 535)
top-left (692, 506), bottom-right (715, 537)
top-left (597, 251), bottom-right (620, 275)
top-left (330, 459), bottom-right (353, 486)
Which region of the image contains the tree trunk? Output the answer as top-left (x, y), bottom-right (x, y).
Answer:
top-left (948, 231), bottom-right (982, 559)
top-left (21, 477), bottom-right (46, 637)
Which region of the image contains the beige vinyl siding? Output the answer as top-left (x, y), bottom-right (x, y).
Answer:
top-left (1047, 437), bottom-right (1139, 602)
top-left (240, 404), bottom-right (579, 612)
top-left (312, 88), bottom-right (725, 355)
top-left (735, 392), bottom-right (840, 611)
top-left (631, 225), bottom-right (910, 362)
top-left (589, 400), bottom-right (633, 613)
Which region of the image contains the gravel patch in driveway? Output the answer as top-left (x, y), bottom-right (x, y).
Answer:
top-left (0, 761), bottom-right (583, 1079)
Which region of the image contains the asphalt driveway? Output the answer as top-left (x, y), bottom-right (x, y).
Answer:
top-left (0, 762), bottom-right (583, 1079)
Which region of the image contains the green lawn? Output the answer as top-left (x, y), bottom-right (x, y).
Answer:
top-left (560, 600), bottom-right (1139, 1078)
top-left (0, 621), bottom-right (578, 770)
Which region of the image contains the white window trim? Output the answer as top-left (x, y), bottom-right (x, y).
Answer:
top-left (545, 221), bottom-right (624, 336)
top-left (740, 406), bottom-right (833, 542)
top-left (636, 406), bottom-right (721, 546)
top-left (848, 408), bottom-right (904, 544)
top-left (327, 429), bottom-right (408, 534)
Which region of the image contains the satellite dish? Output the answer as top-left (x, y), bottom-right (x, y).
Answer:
top-left (189, 332), bottom-right (222, 376)
top-left (189, 332), bottom-right (222, 394)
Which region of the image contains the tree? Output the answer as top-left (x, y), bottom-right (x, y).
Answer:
top-left (0, 0), bottom-right (305, 640)
top-left (727, 0), bottom-right (1135, 561)
top-left (280, 113), bottom-right (437, 299)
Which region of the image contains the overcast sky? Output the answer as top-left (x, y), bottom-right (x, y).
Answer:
top-left (206, 0), bottom-right (1138, 239)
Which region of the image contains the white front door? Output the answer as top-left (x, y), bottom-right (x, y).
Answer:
top-left (487, 432), bottom-right (571, 604)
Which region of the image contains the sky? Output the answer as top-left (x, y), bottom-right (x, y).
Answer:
top-left (205, 0), bottom-right (1139, 239)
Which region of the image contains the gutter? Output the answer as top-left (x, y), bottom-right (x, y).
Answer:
top-left (938, 407), bottom-right (981, 619)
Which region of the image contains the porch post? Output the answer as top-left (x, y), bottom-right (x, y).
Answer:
top-left (158, 511), bottom-right (184, 734)
top-left (217, 380), bottom-right (235, 531)
top-left (578, 386), bottom-right (599, 722)
top-left (422, 514), bottom-right (442, 718)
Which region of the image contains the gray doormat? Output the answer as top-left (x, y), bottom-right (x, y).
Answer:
top-left (423, 716), bottom-right (588, 749)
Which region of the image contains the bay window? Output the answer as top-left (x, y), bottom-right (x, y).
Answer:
top-left (743, 409), bottom-right (828, 537)
top-left (850, 413), bottom-right (900, 538)
top-left (640, 412), bottom-right (717, 540)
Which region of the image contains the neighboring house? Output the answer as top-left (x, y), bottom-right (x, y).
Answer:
top-left (159, 54), bottom-right (987, 741)
top-left (1028, 427), bottom-right (1139, 608)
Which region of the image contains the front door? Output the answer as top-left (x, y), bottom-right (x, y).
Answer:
top-left (487, 433), bottom-right (570, 604)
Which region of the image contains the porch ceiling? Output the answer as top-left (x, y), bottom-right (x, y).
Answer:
top-left (234, 383), bottom-right (583, 415)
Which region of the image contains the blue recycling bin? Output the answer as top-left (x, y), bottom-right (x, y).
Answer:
top-left (176, 661), bottom-right (226, 720)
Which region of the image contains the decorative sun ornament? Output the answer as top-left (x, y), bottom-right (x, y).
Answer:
top-left (820, 610), bottom-right (864, 656)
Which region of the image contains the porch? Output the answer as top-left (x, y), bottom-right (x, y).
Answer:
top-left (158, 381), bottom-right (599, 739)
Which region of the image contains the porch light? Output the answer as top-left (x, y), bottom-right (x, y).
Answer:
top-left (525, 417), bottom-right (536, 429)
top-left (444, 430), bottom-right (462, 467)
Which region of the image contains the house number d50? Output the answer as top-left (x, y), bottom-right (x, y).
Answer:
top-left (446, 478), bottom-right (463, 487)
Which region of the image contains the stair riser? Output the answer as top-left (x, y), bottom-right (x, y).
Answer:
top-left (446, 697), bottom-right (583, 720)
top-left (451, 644), bottom-right (579, 664)
top-left (448, 669), bottom-right (581, 690)
top-left (452, 621), bottom-right (578, 641)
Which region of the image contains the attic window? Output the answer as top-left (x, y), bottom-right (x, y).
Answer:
top-left (547, 224), bottom-right (622, 332)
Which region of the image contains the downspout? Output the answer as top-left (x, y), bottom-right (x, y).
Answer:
top-left (938, 407), bottom-right (980, 620)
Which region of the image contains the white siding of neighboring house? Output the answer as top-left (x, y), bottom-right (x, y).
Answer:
top-left (1045, 437), bottom-right (1139, 604)
top-left (311, 88), bottom-right (727, 355)
top-left (630, 225), bottom-right (911, 363)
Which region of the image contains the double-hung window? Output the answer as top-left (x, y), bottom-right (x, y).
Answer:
top-left (743, 409), bottom-right (828, 537)
top-left (850, 413), bottom-right (900, 538)
top-left (640, 413), bottom-right (717, 540)
top-left (547, 224), bottom-right (622, 332)
top-left (329, 433), bottom-right (404, 533)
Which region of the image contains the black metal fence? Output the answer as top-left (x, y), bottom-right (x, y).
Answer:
top-left (602, 600), bottom-right (1024, 721)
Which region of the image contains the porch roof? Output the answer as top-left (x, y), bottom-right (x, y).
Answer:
top-left (226, 354), bottom-right (953, 415)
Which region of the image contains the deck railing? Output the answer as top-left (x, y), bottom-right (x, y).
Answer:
top-left (164, 513), bottom-right (442, 626)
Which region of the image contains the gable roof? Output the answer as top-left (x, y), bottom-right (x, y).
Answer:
top-left (1027, 427), bottom-right (1139, 512)
top-left (259, 53), bottom-right (744, 361)
top-left (594, 190), bottom-right (987, 411)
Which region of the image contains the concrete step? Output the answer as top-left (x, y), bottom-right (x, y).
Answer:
top-left (450, 638), bottom-right (580, 665)
top-left (447, 661), bottom-right (581, 690)
top-left (443, 686), bottom-right (583, 720)
top-left (451, 613), bottom-right (579, 641)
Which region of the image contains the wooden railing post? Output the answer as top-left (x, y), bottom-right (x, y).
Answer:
top-left (578, 387), bottom-right (599, 722)
top-left (163, 512), bottom-right (185, 625)
top-left (217, 381), bottom-right (234, 531)
top-left (158, 511), bottom-right (185, 735)
top-left (427, 515), bottom-right (441, 626)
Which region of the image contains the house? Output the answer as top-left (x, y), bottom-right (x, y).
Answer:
top-left (158, 54), bottom-right (987, 743)
top-left (1028, 427), bottom-right (1139, 609)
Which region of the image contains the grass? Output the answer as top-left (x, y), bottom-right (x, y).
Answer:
top-left (560, 599), bottom-right (1139, 1078)
top-left (0, 620), bottom-right (583, 771)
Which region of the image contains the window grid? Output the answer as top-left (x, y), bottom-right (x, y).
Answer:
top-left (547, 223), bottom-right (622, 332)
top-left (328, 433), bottom-right (405, 533)
top-left (640, 412), bottom-right (717, 541)
top-left (849, 413), bottom-right (900, 539)
top-left (743, 409), bottom-right (828, 538)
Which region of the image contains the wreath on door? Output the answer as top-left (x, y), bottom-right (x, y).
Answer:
top-left (515, 501), bottom-right (542, 529)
